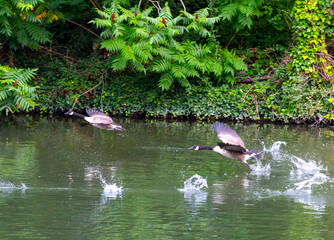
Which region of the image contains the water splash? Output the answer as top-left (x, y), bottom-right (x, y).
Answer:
top-left (292, 173), bottom-right (329, 192)
top-left (285, 154), bottom-right (330, 196)
top-left (0, 181), bottom-right (27, 190)
top-left (251, 161), bottom-right (271, 176)
top-left (96, 171), bottom-right (123, 199)
top-left (289, 155), bottom-right (325, 176)
top-left (102, 183), bottom-right (123, 199)
top-left (0, 182), bottom-right (28, 197)
top-left (178, 174), bottom-right (208, 192)
top-left (264, 141), bottom-right (287, 152)
top-left (263, 141), bottom-right (286, 160)
top-left (247, 141), bottom-right (332, 206)
top-left (179, 174), bottom-right (208, 207)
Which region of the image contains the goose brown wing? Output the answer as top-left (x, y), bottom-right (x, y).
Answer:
top-left (86, 109), bottom-right (109, 117)
top-left (213, 122), bottom-right (246, 150)
top-left (86, 109), bottom-right (116, 124)
top-left (217, 142), bottom-right (246, 153)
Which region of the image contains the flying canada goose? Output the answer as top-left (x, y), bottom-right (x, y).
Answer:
top-left (189, 122), bottom-right (260, 170)
top-left (65, 109), bottom-right (125, 137)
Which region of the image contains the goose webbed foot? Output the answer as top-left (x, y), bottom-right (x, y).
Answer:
top-left (114, 130), bottom-right (125, 137)
top-left (244, 161), bottom-right (252, 171)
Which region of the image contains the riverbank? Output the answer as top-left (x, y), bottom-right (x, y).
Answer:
top-left (31, 73), bottom-right (331, 125)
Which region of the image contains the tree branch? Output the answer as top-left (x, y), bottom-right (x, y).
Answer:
top-left (138, 0), bottom-right (143, 9)
top-left (65, 18), bottom-right (103, 40)
top-left (39, 46), bottom-right (79, 62)
top-left (225, 31), bottom-right (238, 49)
top-left (88, 0), bottom-right (102, 11)
top-left (179, 0), bottom-right (186, 12)
top-left (149, 0), bottom-right (162, 13)
top-left (70, 73), bottom-right (106, 110)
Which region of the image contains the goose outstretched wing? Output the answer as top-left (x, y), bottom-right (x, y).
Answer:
top-left (86, 109), bottom-right (115, 124)
top-left (213, 122), bottom-right (246, 152)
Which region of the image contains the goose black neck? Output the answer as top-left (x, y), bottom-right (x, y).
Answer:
top-left (197, 146), bottom-right (214, 150)
top-left (71, 112), bottom-right (87, 119)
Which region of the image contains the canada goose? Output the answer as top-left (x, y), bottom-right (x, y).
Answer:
top-left (189, 122), bottom-right (260, 170)
top-left (65, 109), bottom-right (125, 137)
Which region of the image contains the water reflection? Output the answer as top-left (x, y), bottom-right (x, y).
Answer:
top-left (1, 117), bottom-right (334, 239)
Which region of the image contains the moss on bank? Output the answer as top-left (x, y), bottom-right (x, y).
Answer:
top-left (36, 72), bottom-right (333, 124)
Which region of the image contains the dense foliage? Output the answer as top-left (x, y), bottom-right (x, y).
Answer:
top-left (90, 2), bottom-right (246, 89)
top-left (0, 65), bottom-right (38, 113)
top-left (0, 0), bottom-right (53, 50)
top-left (0, 0), bottom-right (334, 124)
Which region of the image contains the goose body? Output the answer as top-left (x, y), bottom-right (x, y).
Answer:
top-left (189, 122), bottom-right (260, 170)
top-left (65, 109), bottom-right (125, 137)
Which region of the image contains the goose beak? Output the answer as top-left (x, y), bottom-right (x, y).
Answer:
top-left (116, 126), bottom-right (125, 131)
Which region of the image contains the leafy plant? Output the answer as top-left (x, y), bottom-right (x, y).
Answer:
top-left (0, 0), bottom-right (53, 50)
top-left (290, 0), bottom-right (334, 83)
top-left (0, 65), bottom-right (38, 113)
top-left (218, 0), bottom-right (265, 31)
top-left (90, 1), bottom-right (246, 90)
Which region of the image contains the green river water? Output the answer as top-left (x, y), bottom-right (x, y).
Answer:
top-left (1, 116), bottom-right (334, 239)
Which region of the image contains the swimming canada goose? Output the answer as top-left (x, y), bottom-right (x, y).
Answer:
top-left (189, 122), bottom-right (260, 170)
top-left (65, 109), bottom-right (125, 137)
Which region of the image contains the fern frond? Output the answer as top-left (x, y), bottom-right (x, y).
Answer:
top-left (197, 26), bottom-right (211, 37)
top-left (141, 7), bottom-right (153, 16)
top-left (177, 77), bottom-right (191, 88)
top-left (220, 3), bottom-right (238, 21)
top-left (101, 38), bottom-right (125, 52)
top-left (158, 73), bottom-right (174, 91)
top-left (0, 90), bottom-right (8, 101)
top-left (131, 59), bottom-right (146, 72)
top-left (150, 59), bottom-right (172, 72)
top-left (111, 56), bottom-right (128, 70)
top-left (132, 44), bottom-right (152, 61)
top-left (181, 65), bottom-right (199, 78)
top-left (159, 3), bottom-right (172, 20)
top-left (171, 54), bottom-right (186, 64)
top-left (113, 22), bottom-right (126, 37)
top-left (0, 17), bottom-right (13, 36)
top-left (0, 1), bottom-right (12, 17)
top-left (135, 27), bottom-right (150, 38)
top-left (89, 18), bottom-right (112, 28)
top-left (2, 68), bottom-right (37, 85)
top-left (170, 65), bottom-right (186, 79)
top-left (25, 22), bottom-right (51, 43)
top-left (15, 28), bottom-right (30, 47)
top-left (120, 45), bottom-right (136, 61)
top-left (0, 100), bottom-right (16, 112)
top-left (156, 47), bottom-right (172, 60)
top-left (194, 8), bottom-right (210, 18)
top-left (149, 31), bottom-right (165, 45)
top-left (237, 13), bottom-right (253, 30)
top-left (100, 28), bottom-right (114, 39)
top-left (0, 65), bottom-right (38, 113)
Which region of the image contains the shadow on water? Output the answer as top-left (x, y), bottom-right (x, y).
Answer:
top-left (1, 116), bottom-right (334, 239)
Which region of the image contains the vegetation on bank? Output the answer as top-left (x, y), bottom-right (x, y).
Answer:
top-left (0, 0), bottom-right (334, 124)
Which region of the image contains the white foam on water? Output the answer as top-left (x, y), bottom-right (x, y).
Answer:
top-left (263, 141), bottom-right (287, 161)
top-left (179, 174), bottom-right (208, 206)
top-left (289, 155), bottom-right (325, 176)
top-left (252, 161), bottom-right (271, 176)
top-left (95, 171), bottom-right (123, 199)
top-left (0, 181), bottom-right (28, 190)
top-left (265, 141), bottom-right (287, 152)
top-left (102, 183), bottom-right (123, 199)
top-left (292, 173), bottom-right (329, 192)
top-left (178, 174), bottom-right (208, 192)
top-left (246, 141), bottom-right (333, 212)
